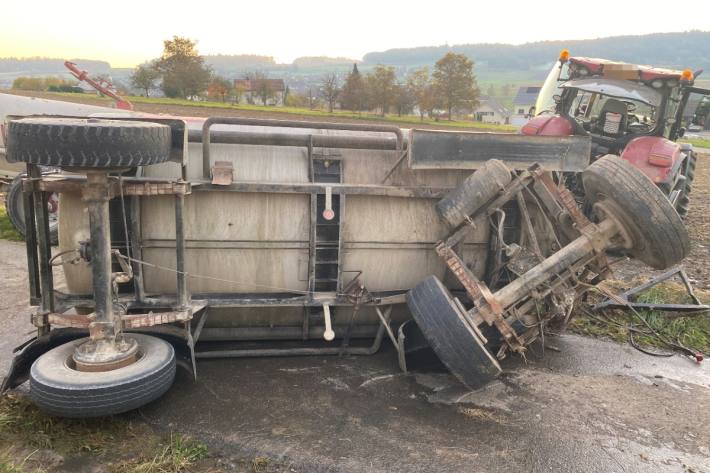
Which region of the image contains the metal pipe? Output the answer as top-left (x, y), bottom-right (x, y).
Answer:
top-left (84, 172), bottom-right (118, 338)
top-left (23, 166), bottom-right (40, 306)
top-left (494, 218), bottom-right (618, 308)
top-left (129, 195), bottom-right (145, 302)
top-left (188, 129), bottom-right (401, 150)
top-left (32, 168), bottom-right (54, 334)
top-left (195, 322), bottom-right (386, 358)
top-left (202, 117), bottom-right (404, 179)
top-left (174, 193), bottom-right (189, 310)
top-left (198, 324), bottom-right (381, 341)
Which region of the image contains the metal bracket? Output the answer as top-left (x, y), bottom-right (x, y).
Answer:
top-left (211, 161), bottom-right (234, 186)
top-left (592, 266), bottom-right (709, 313)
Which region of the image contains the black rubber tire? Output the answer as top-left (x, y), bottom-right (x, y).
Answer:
top-left (676, 151), bottom-right (698, 218)
top-left (6, 118), bottom-right (172, 169)
top-left (406, 276), bottom-right (501, 390)
top-left (583, 155), bottom-right (690, 269)
top-left (5, 175), bottom-right (58, 245)
top-left (29, 334), bottom-right (175, 418)
top-left (436, 159), bottom-right (512, 228)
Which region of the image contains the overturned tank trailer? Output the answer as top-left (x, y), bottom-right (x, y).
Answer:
top-left (0, 112), bottom-right (689, 417)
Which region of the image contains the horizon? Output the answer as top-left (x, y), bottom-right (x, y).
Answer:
top-left (1, 0), bottom-right (710, 68)
top-left (3, 29), bottom-right (710, 68)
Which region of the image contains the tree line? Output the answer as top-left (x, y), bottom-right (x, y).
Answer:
top-left (128, 36), bottom-right (482, 120)
top-left (328, 52), bottom-right (479, 120)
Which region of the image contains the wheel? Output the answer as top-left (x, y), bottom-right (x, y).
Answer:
top-left (676, 151), bottom-right (698, 218)
top-left (29, 334), bottom-right (175, 418)
top-left (406, 276), bottom-right (502, 390)
top-left (583, 155), bottom-right (689, 269)
top-left (5, 175), bottom-right (59, 245)
top-left (436, 159), bottom-right (512, 228)
top-left (6, 118), bottom-right (172, 169)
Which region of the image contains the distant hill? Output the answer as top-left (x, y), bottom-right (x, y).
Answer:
top-left (363, 30), bottom-right (710, 80)
top-left (0, 57), bottom-right (111, 74)
top-left (292, 56), bottom-right (359, 67)
top-left (204, 54), bottom-right (276, 72)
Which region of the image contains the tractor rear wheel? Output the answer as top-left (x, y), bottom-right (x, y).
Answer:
top-left (583, 155), bottom-right (689, 269)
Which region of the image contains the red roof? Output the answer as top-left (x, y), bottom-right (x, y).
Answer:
top-left (234, 78), bottom-right (285, 92)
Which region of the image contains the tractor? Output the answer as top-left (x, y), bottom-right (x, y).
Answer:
top-left (522, 50), bottom-right (710, 217)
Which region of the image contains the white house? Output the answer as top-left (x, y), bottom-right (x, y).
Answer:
top-left (234, 78), bottom-right (286, 106)
top-left (472, 96), bottom-right (510, 124)
top-left (511, 86), bottom-right (541, 126)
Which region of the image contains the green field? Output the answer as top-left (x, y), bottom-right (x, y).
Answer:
top-left (43, 92), bottom-right (518, 132)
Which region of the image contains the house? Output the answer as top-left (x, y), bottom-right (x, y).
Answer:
top-left (511, 86), bottom-right (541, 126)
top-left (233, 78), bottom-right (286, 106)
top-left (472, 96), bottom-right (510, 125)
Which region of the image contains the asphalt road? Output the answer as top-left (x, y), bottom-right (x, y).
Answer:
top-left (1, 239), bottom-right (709, 473)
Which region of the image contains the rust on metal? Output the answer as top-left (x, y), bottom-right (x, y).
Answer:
top-left (211, 161), bottom-right (234, 186)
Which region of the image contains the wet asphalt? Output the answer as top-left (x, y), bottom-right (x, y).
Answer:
top-left (1, 239), bottom-right (709, 472)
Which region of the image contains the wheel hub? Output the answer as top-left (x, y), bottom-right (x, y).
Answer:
top-left (72, 335), bottom-right (139, 372)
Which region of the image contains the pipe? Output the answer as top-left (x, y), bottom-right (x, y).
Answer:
top-left (195, 322), bottom-right (386, 358)
top-left (188, 129), bottom-right (401, 150)
top-left (494, 218), bottom-right (618, 308)
top-left (201, 117), bottom-right (404, 179)
top-left (84, 172), bottom-right (117, 337)
top-left (174, 193), bottom-right (189, 310)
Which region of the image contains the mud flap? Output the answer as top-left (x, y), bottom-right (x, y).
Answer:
top-left (1, 328), bottom-right (194, 392)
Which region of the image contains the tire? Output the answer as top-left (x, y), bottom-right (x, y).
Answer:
top-left (406, 276), bottom-right (502, 390)
top-left (676, 151), bottom-right (698, 218)
top-left (29, 334), bottom-right (175, 418)
top-left (436, 159), bottom-right (512, 228)
top-left (583, 155), bottom-right (690, 269)
top-left (6, 118), bottom-right (172, 169)
top-left (5, 175), bottom-right (59, 245)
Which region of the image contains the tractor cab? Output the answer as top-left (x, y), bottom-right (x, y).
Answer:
top-left (523, 51), bottom-right (709, 217)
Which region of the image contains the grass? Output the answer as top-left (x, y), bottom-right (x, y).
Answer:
top-left (0, 207), bottom-right (23, 242)
top-left (0, 393), bottom-right (211, 473)
top-left (681, 137), bottom-right (710, 149)
top-left (570, 281), bottom-right (710, 354)
top-left (41, 91), bottom-right (518, 132)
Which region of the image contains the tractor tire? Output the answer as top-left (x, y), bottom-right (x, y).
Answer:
top-left (676, 151), bottom-right (698, 218)
top-left (5, 175), bottom-right (59, 245)
top-left (6, 118), bottom-right (171, 169)
top-left (29, 334), bottom-right (175, 418)
top-left (583, 155), bottom-right (689, 270)
top-left (406, 276), bottom-right (501, 390)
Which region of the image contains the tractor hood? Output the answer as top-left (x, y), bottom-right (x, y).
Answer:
top-left (561, 79), bottom-right (662, 106)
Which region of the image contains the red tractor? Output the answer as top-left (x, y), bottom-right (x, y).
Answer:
top-left (522, 50), bottom-right (709, 217)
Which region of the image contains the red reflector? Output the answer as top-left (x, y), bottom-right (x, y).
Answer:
top-left (648, 154), bottom-right (672, 167)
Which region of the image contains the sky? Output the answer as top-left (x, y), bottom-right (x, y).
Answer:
top-left (1, 0), bottom-right (709, 68)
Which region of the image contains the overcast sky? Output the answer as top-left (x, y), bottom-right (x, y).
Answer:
top-left (1, 0), bottom-right (709, 67)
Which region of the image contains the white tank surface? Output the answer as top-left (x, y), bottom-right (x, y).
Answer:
top-left (52, 117), bottom-right (495, 340)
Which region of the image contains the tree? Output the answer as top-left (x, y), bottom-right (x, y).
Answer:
top-left (320, 73), bottom-right (340, 113)
top-left (432, 52), bottom-right (479, 120)
top-left (340, 64), bottom-right (367, 113)
top-left (130, 64), bottom-right (160, 97)
top-left (393, 82), bottom-right (415, 117)
top-left (365, 65), bottom-right (396, 116)
top-left (207, 75), bottom-right (232, 102)
top-left (154, 36), bottom-right (211, 99)
top-left (406, 67), bottom-right (436, 120)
